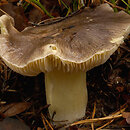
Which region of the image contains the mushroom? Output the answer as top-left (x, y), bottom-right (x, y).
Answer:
top-left (0, 4), bottom-right (130, 125)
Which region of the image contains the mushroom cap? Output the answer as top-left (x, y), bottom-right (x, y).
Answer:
top-left (0, 4), bottom-right (130, 76)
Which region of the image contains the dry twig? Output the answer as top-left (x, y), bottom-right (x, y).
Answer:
top-left (96, 119), bottom-right (114, 130)
top-left (70, 106), bottom-right (126, 126)
top-left (41, 113), bottom-right (54, 130)
top-left (104, 0), bottom-right (125, 11)
top-left (91, 102), bottom-right (96, 130)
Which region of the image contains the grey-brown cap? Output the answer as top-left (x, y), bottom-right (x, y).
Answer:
top-left (0, 4), bottom-right (130, 76)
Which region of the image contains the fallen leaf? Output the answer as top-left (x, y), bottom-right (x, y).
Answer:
top-left (78, 128), bottom-right (90, 130)
top-left (122, 112), bottom-right (130, 124)
top-left (0, 3), bottom-right (27, 31)
top-left (0, 117), bottom-right (30, 130)
top-left (0, 102), bottom-right (31, 117)
top-left (37, 127), bottom-right (43, 130)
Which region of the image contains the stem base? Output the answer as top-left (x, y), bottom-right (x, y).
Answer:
top-left (45, 70), bottom-right (87, 124)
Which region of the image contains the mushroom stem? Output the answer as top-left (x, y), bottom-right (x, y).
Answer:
top-left (45, 70), bottom-right (87, 124)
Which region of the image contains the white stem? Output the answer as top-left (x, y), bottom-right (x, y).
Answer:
top-left (45, 70), bottom-right (87, 125)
